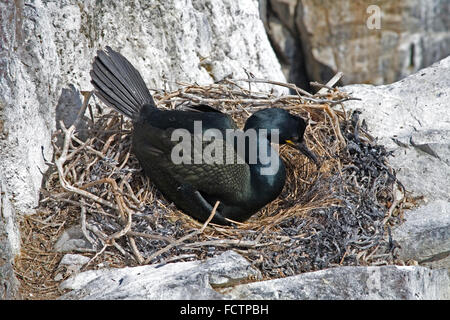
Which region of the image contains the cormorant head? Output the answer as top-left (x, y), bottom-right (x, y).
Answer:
top-left (244, 108), bottom-right (319, 165)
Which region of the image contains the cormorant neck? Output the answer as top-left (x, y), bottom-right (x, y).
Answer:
top-left (244, 131), bottom-right (286, 207)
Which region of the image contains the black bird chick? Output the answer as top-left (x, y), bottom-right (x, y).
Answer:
top-left (90, 46), bottom-right (318, 225)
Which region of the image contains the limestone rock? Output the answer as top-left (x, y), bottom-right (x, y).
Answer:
top-left (54, 225), bottom-right (95, 253)
top-left (59, 254), bottom-right (90, 268)
top-left (391, 200), bottom-right (450, 272)
top-left (259, 0), bottom-right (310, 87)
top-left (60, 251), bottom-right (449, 300)
top-left (264, 0), bottom-right (450, 85)
top-left (225, 266), bottom-right (450, 300)
top-left (0, 178), bottom-right (20, 299)
top-left (54, 254), bottom-right (91, 281)
top-left (59, 251), bottom-right (261, 300)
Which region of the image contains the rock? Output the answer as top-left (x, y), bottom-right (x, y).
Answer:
top-left (59, 251), bottom-right (449, 300)
top-left (54, 225), bottom-right (95, 253)
top-left (391, 200), bottom-right (450, 272)
top-left (55, 84), bottom-right (90, 142)
top-left (59, 254), bottom-right (91, 267)
top-left (341, 57), bottom-right (450, 274)
top-left (225, 266), bottom-right (450, 300)
top-left (0, 1), bottom-right (58, 218)
top-left (259, 0), bottom-right (310, 88)
top-left (54, 254), bottom-right (91, 281)
top-left (259, 0), bottom-right (309, 87)
top-left (0, 177), bottom-right (21, 299)
top-left (59, 250), bottom-right (261, 300)
top-left (264, 0), bottom-right (450, 85)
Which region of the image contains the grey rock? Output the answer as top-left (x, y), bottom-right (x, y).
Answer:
top-left (392, 200), bottom-right (450, 270)
top-left (0, 177), bottom-right (20, 299)
top-left (422, 256), bottom-right (450, 275)
top-left (55, 85), bottom-right (83, 130)
top-left (59, 254), bottom-right (91, 267)
top-left (259, 0), bottom-right (309, 87)
top-left (225, 266), bottom-right (450, 300)
top-left (54, 254), bottom-right (91, 281)
top-left (55, 84), bottom-right (90, 142)
top-left (265, 0), bottom-right (450, 85)
top-left (54, 225), bottom-right (95, 253)
top-left (0, 1), bottom-right (58, 217)
top-left (60, 251), bottom-right (450, 300)
top-left (59, 250), bottom-right (261, 300)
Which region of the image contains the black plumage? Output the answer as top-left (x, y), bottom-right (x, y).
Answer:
top-left (90, 46), bottom-right (318, 225)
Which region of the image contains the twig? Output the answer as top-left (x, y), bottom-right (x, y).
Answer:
top-left (85, 243), bottom-right (108, 268)
top-left (233, 78), bottom-right (313, 97)
top-left (79, 202), bottom-right (96, 247)
top-left (181, 239), bottom-right (269, 249)
top-left (143, 201), bottom-right (220, 264)
top-left (383, 181), bottom-right (404, 225)
top-left (73, 91), bottom-right (93, 129)
top-left (317, 72), bottom-right (344, 95)
top-left (79, 177), bottom-right (128, 222)
top-left (127, 231), bottom-right (176, 244)
top-left (128, 236), bottom-right (145, 264)
top-left (159, 254), bottom-right (197, 264)
top-left (55, 122), bottom-right (119, 211)
top-left (167, 93), bottom-right (359, 115)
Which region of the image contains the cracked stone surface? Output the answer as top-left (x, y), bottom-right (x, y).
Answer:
top-left (224, 265), bottom-right (450, 300)
top-left (59, 251), bottom-right (262, 300)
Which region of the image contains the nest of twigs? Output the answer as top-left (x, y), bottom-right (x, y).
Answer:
top-left (15, 76), bottom-right (407, 298)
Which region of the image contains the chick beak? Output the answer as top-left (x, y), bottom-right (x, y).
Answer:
top-left (286, 140), bottom-right (320, 166)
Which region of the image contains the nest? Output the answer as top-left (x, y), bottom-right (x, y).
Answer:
top-left (15, 76), bottom-right (408, 298)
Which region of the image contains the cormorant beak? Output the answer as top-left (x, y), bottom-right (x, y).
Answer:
top-left (286, 140), bottom-right (320, 166)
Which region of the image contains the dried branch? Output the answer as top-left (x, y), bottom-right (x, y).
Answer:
top-left (143, 201), bottom-right (220, 264)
